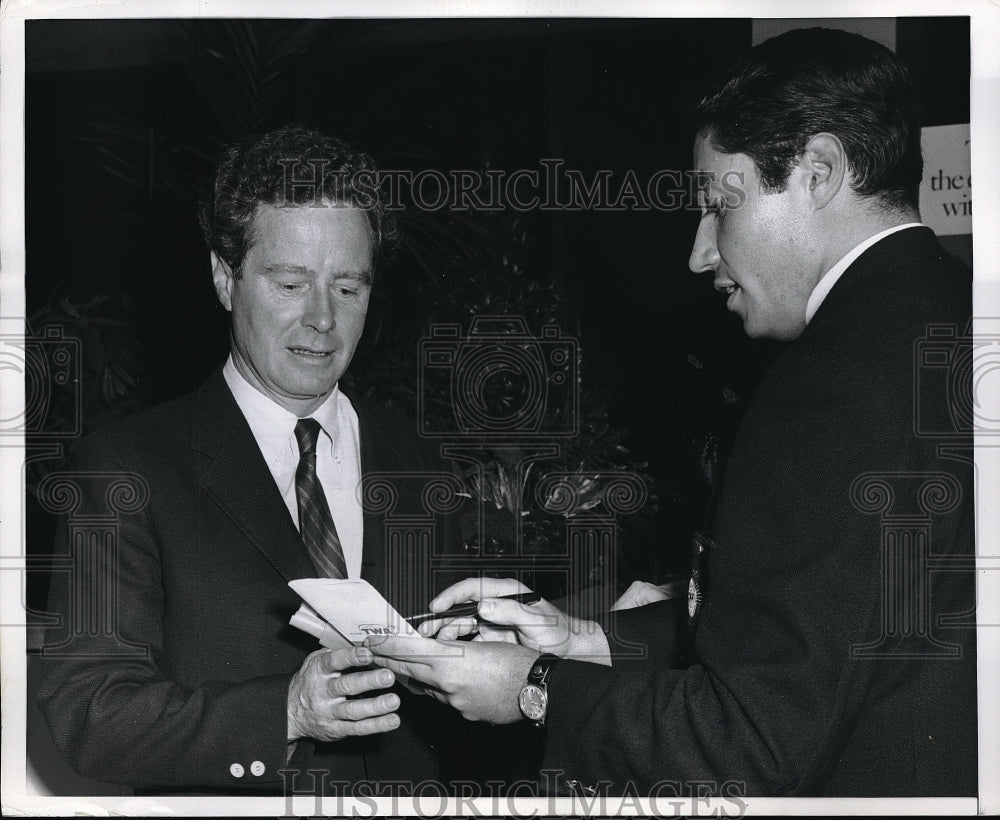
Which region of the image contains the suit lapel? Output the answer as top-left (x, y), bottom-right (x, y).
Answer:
top-left (190, 369), bottom-right (316, 583)
top-left (350, 391), bottom-right (417, 602)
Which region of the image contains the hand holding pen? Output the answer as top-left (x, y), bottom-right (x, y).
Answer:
top-left (400, 577), bottom-right (612, 663)
top-left (405, 591), bottom-right (542, 627)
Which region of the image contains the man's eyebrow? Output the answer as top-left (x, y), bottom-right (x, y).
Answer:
top-left (261, 263), bottom-right (372, 283)
top-left (262, 263), bottom-right (311, 275)
top-left (337, 270), bottom-right (374, 285)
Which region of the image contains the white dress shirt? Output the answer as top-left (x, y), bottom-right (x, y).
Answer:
top-left (223, 356), bottom-right (364, 578)
top-left (805, 223), bottom-right (924, 325)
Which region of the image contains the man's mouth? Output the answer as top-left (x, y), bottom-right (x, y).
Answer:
top-left (289, 347), bottom-right (332, 358)
top-left (715, 280), bottom-right (739, 306)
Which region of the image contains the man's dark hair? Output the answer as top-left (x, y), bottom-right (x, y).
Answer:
top-left (200, 124), bottom-right (398, 277)
top-left (694, 27), bottom-right (923, 212)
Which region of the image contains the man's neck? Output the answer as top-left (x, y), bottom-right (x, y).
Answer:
top-left (815, 202), bottom-right (920, 276)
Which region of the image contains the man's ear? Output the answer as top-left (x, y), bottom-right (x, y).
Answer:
top-left (798, 132), bottom-right (847, 210)
top-left (211, 252), bottom-right (235, 312)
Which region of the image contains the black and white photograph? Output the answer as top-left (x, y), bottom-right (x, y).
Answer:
top-left (1, 1), bottom-right (998, 816)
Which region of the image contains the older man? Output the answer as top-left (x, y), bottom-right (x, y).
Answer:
top-left (36, 125), bottom-right (465, 794)
top-left (367, 28), bottom-right (977, 797)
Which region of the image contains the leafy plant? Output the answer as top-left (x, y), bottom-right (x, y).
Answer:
top-left (54, 20), bottom-right (664, 601)
top-left (25, 290), bottom-right (150, 495)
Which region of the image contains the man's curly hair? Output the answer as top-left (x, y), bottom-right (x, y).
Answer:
top-left (200, 124), bottom-right (399, 277)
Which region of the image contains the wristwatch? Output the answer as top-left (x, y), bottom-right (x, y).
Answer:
top-left (518, 653), bottom-right (560, 726)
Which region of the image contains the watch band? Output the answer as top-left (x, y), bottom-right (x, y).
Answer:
top-left (518, 652), bottom-right (560, 726)
top-left (528, 652), bottom-right (560, 687)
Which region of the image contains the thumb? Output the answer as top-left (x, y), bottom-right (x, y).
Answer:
top-left (478, 597), bottom-right (556, 638)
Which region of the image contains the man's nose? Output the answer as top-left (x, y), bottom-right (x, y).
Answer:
top-left (302, 288), bottom-right (335, 333)
top-left (688, 215), bottom-right (720, 274)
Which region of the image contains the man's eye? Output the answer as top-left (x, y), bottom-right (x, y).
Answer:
top-left (697, 191), bottom-right (723, 217)
top-left (278, 282), bottom-right (306, 293)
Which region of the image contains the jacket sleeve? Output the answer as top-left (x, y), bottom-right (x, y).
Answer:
top-left (34, 431), bottom-right (294, 791)
top-left (599, 599), bottom-right (689, 666)
top-left (539, 325), bottom-right (975, 796)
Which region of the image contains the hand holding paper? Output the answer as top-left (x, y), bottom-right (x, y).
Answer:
top-left (288, 578), bottom-right (427, 698)
top-left (286, 645), bottom-right (400, 742)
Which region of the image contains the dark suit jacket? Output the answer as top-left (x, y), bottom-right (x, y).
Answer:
top-left (35, 369), bottom-right (470, 794)
top-left (541, 227), bottom-right (977, 797)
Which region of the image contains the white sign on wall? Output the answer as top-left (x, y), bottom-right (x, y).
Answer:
top-left (919, 123), bottom-right (971, 237)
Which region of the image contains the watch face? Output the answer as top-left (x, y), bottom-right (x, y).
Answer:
top-left (519, 683), bottom-right (547, 722)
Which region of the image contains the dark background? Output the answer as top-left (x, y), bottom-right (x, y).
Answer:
top-left (25, 18), bottom-right (762, 587)
top-left (22, 16), bottom-right (971, 794)
top-left (24, 15), bottom-right (971, 574)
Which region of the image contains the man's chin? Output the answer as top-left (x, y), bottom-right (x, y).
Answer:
top-left (743, 322), bottom-right (803, 343)
top-left (286, 380), bottom-right (339, 400)
top-left (273, 373), bottom-right (342, 406)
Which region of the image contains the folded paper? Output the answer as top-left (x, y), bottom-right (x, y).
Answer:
top-left (288, 601), bottom-right (352, 650)
top-left (288, 578), bottom-right (420, 645)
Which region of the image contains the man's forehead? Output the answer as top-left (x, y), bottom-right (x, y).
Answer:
top-left (245, 201), bottom-right (374, 272)
top-left (694, 135), bottom-right (748, 174)
top-left (250, 201), bottom-right (372, 240)
top-left (693, 136), bottom-right (756, 194)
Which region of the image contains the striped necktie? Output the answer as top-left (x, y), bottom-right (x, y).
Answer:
top-left (293, 418), bottom-right (348, 579)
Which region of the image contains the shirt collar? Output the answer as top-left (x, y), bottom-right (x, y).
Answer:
top-left (222, 355), bottom-right (341, 452)
top-left (805, 223), bottom-right (924, 325)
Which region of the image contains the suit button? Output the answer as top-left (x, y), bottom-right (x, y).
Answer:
top-left (250, 761), bottom-right (265, 776)
top-left (230, 763), bottom-right (245, 778)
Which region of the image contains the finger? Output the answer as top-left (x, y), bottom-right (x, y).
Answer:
top-left (322, 645), bottom-right (374, 673)
top-left (477, 623), bottom-right (522, 644)
top-left (327, 712), bottom-right (401, 739)
top-left (609, 580), bottom-right (645, 611)
top-left (368, 654), bottom-right (430, 682)
top-left (332, 691), bottom-right (400, 721)
top-left (631, 581), bottom-right (671, 607)
top-left (329, 667), bottom-right (395, 698)
top-left (635, 588), bottom-right (670, 607)
top-left (434, 618), bottom-right (479, 642)
top-left (418, 615), bottom-right (478, 640)
top-left (428, 577), bottom-right (529, 613)
top-left (477, 597), bottom-right (558, 632)
top-left (364, 634), bottom-right (461, 661)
